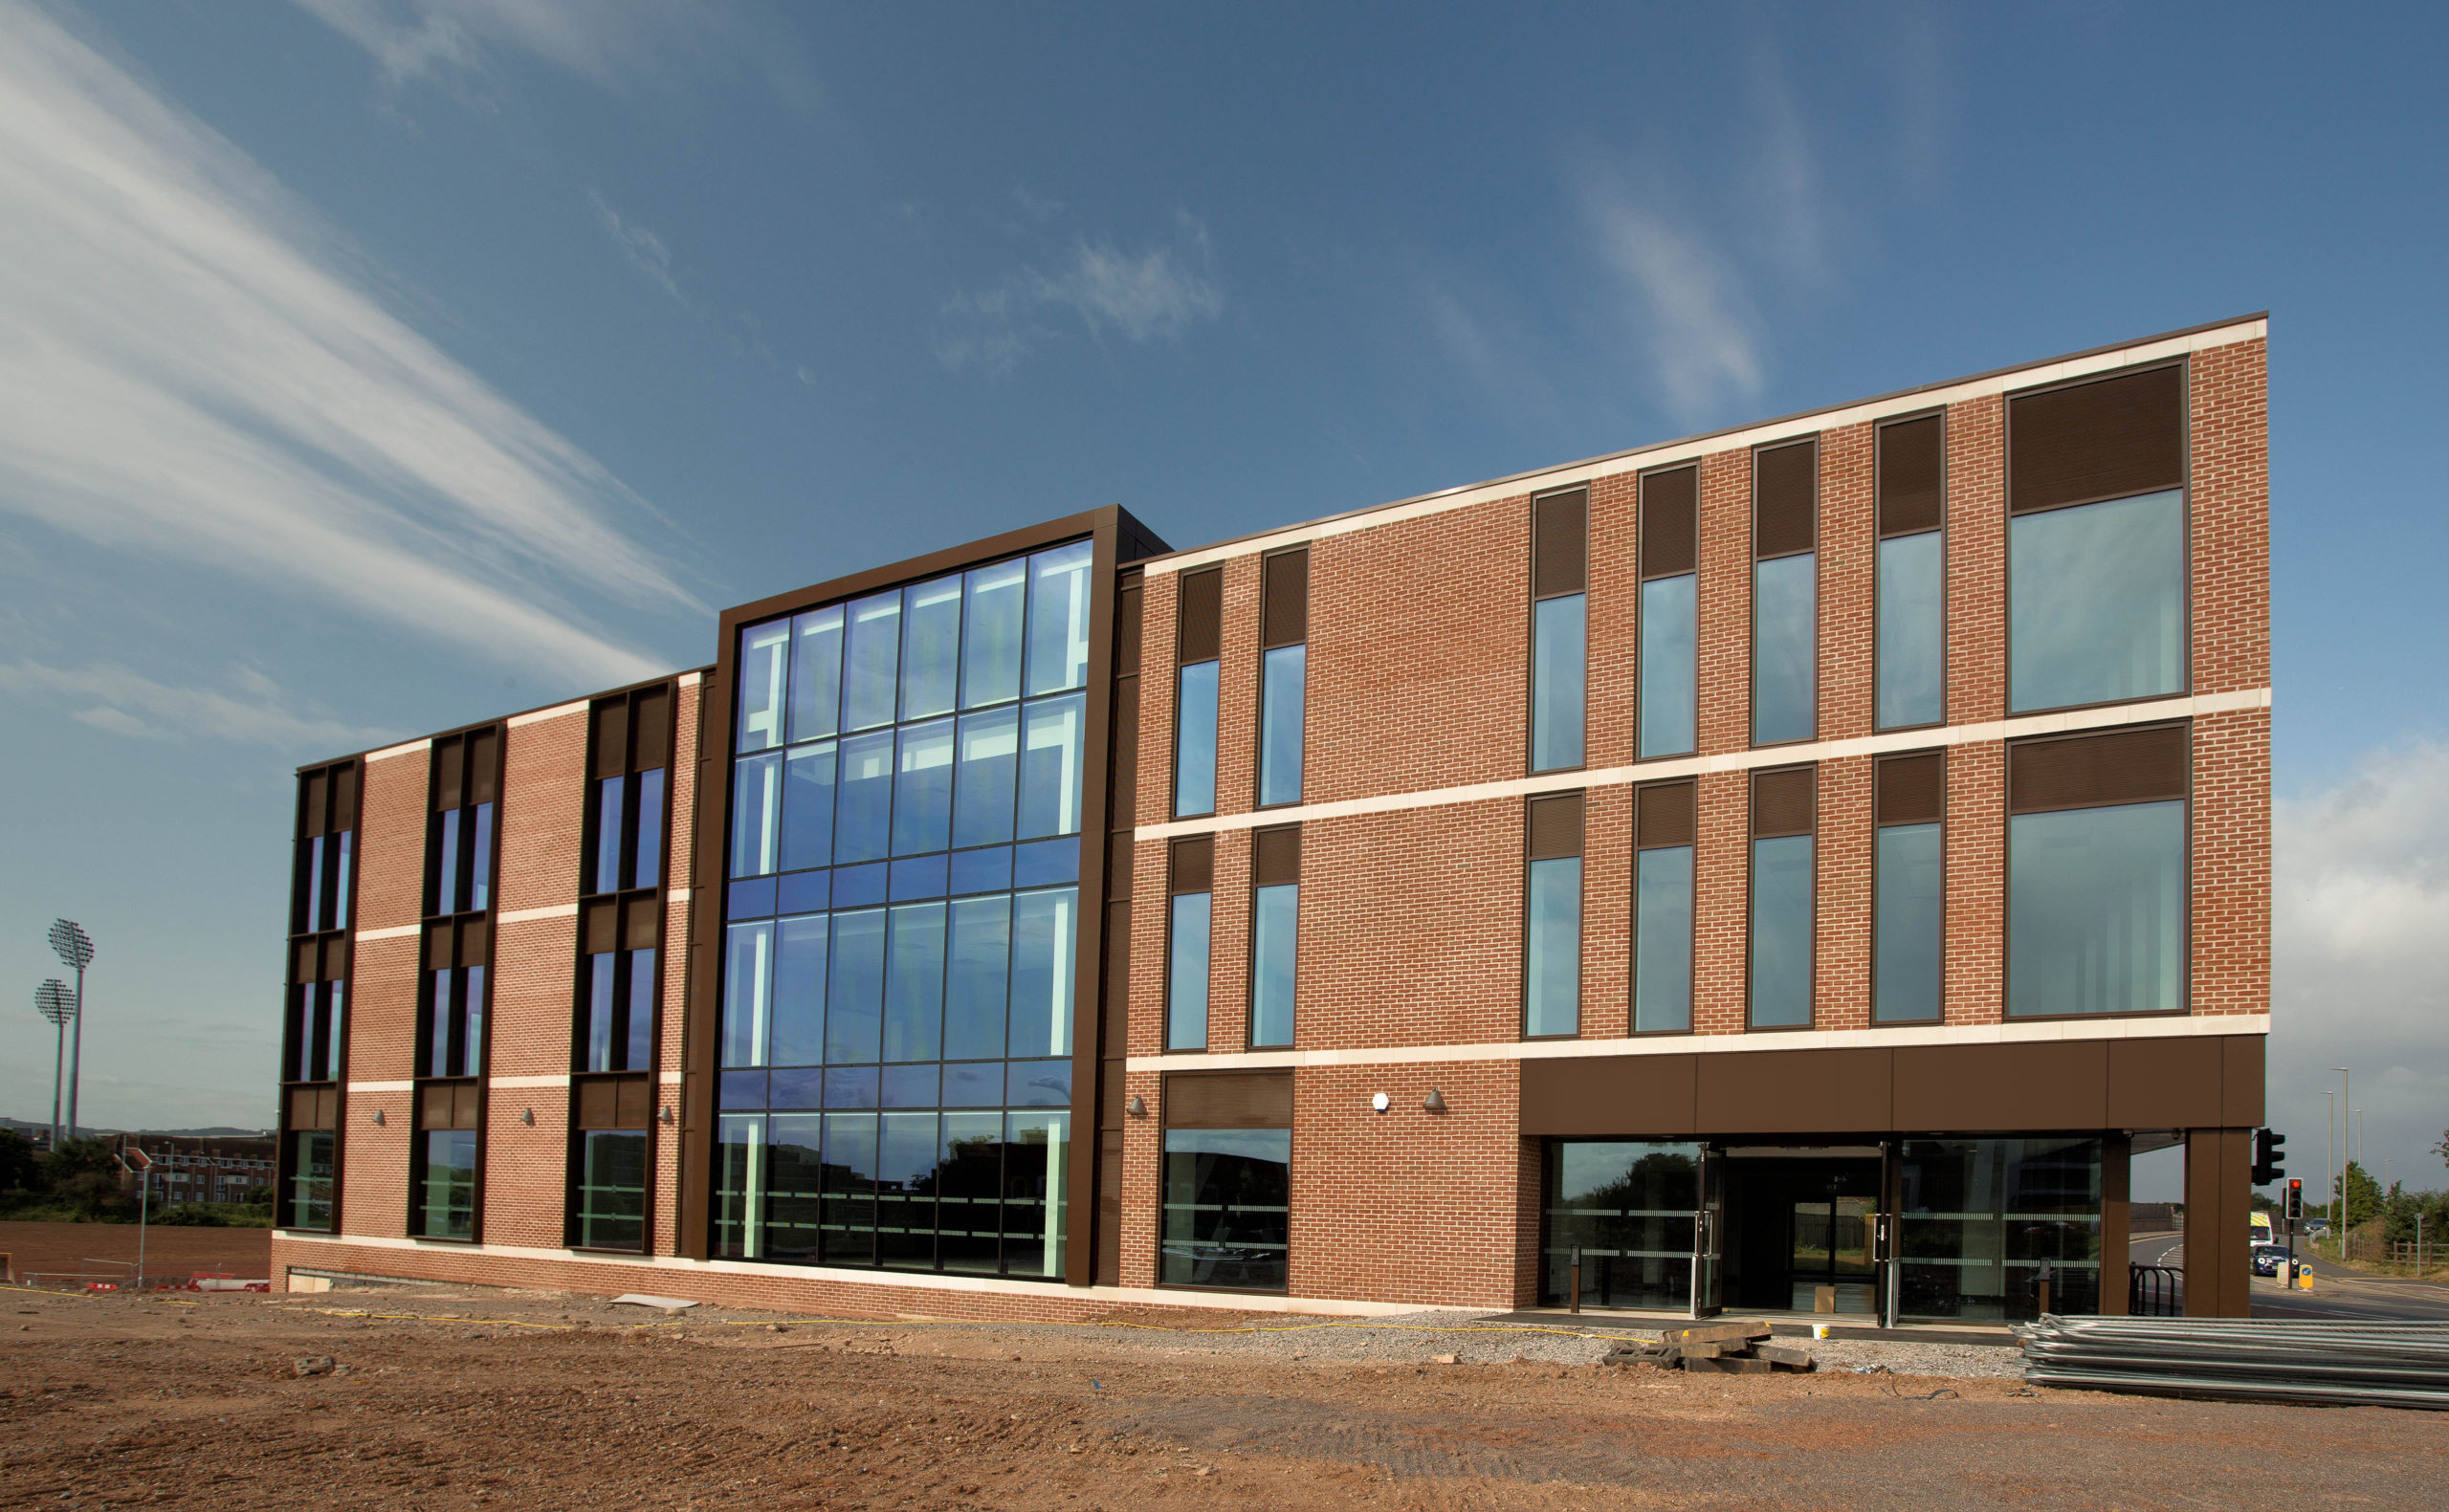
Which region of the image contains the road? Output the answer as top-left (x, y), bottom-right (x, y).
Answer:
top-left (2129, 1229), bottom-right (2449, 1321)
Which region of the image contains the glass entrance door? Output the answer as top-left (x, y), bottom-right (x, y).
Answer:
top-left (1789, 1194), bottom-right (1877, 1314)
top-left (1692, 1145), bottom-right (1726, 1318)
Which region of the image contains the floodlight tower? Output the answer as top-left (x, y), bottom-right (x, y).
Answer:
top-left (34, 979), bottom-right (74, 1147)
top-left (49, 920), bottom-right (95, 1140)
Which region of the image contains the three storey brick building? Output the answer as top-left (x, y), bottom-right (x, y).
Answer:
top-left (273, 316), bottom-right (2270, 1321)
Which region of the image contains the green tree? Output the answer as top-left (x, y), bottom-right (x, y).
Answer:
top-left (2434, 1131), bottom-right (2449, 1169)
top-left (0, 1129), bottom-right (38, 1196)
top-left (38, 1136), bottom-right (134, 1219)
top-left (2335, 1160), bottom-right (2383, 1229)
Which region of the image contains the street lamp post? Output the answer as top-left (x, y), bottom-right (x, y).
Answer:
top-left (34, 980), bottom-right (74, 1148)
top-left (2332, 1068), bottom-right (2351, 1236)
top-left (49, 921), bottom-right (95, 1140)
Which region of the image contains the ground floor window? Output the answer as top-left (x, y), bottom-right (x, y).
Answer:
top-left (577, 1130), bottom-right (648, 1250)
top-left (1161, 1129), bottom-right (1290, 1291)
top-left (418, 1129), bottom-right (477, 1240)
top-left (714, 1110), bottom-right (1068, 1277)
top-left (285, 1129), bottom-right (335, 1230)
top-left (1898, 1137), bottom-right (2101, 1322)
top-left (1542, 1141), bottom-right (1700, 1310)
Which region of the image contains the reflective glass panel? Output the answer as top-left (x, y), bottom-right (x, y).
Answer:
top-left (1526, 857), bottom-right (1581, 1037)
top-left (469, 802), bottom-right (492, 911)
top-left (1017, 692), bottom-right (1086, 839)
top-left (1898, 1138), bottom-right (2102, 1322)
top-left (1639, 575), bottom-right (1697, 757)
top-left (737, 621), bottom-right (788, 753)
top-left (1748, 834), bottom-right (1814, 1028)
top-left (822, 1112), bottom-right (879, 1263)
top-left (1167, 892), bottom-right (1211, 1050)
top-left (1259, 645), bottom-right (1306, 805)
top-left (1162, 1129), bottom-right (1290, 1290)
top-left (938, 1113), bottom-right (1003, 1273)
top-left (765, 1114), bottom-right (822, 1260)
top-left (1532, 594), bottom-right (1585, 772)
top-left (842, 591), bottom-right (903, 731)
top-left (892, 719), bottom-right (956, 856)
top-left (1007, 887), bottom-right (1075, 1058)
top-left (2009, 490), bottom-right (2185, 712)
top-left (832, 731), bottom-right (894, 865)
top-left (1249, 883), bottom-right (1297, 1048)
top-left (878, 1110), bottom-right (939, 1269)
top-left (2007, 800), bottom-right (2184, 1018)
top-left (714, 1114), bottom-right (765, 1259)
top-left (578, 1131), bottom-right (648, 1250)
top-left (721, 920), bottom-right (772, 1067)
top-left (901, 575), bottom-right (963, 720)
top-left (883, 902), bottom-right (947, 1063)
top-left (788, 605), bottom-right (844, 743)
top-left (825, 909), bottom-right (888, 1063)
top-left (770, 914), bottom-right (828, 1065)
top-left (1001, 1112), bottom-right (1070, 1278)
top-left (1174, 662), bottom-right (1219, 817)
top-left (1877, 532), bottom-right (1944, 729)
top-left (782, 743), bottom-right (835, 872)
top-left (961, 559), bottom-right (1026, 708)
top-left (1753, 554), bottom-right (1816, 744)
top-left (943, 896), bottom-right (1011, 1061)
top-left (953, 708), bottom-right (1019, 848)
top-left (731, 752), bottom-right (782, 879)
top-left (1874, 822), bottom-right (1944, 1022)
top-left (585, 952), bottom-right (616, 1072)
top-left (419, 1129), bottom-right (476, 1239)
top-left (631, 768), bottom-right (665, 888)
top-left (1541, 1141), bottom-right (1700, 1310)
top-left (1634, 846), bottom-right (1694, 1033)
top-left (1026, 541), bottom-right (1092, 695)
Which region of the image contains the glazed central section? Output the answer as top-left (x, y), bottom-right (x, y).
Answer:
top-left (715, 539), bottom-right (1095, 1275)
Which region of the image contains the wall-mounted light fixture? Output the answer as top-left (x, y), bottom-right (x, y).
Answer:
top-left (1371, 1092), bottom-right (1390, 1113)
top-left (1126, 1095), bottom-right (1147, 1117)
top-left (1423, 1088), bottom-right (1449, 1114)
top-left (520, 1107), bottom-right (536, 1126)
top-left (658, 1105), bottom-right (673, 1126)
top-left (371, 1108), bottom-right (386, 1127)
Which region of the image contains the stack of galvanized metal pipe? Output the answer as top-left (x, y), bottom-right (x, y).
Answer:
top-left (2022, 1316), bottom-right (2449, 1410)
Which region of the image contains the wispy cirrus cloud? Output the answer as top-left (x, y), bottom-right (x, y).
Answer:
top-left (1582, 183), bottom-right (1764, 425)
top-left (0, 659), bottom-right (386, 752)
top-left (0, 0), bottom-right (698, 688)
top-left (589, 189), bottom-right (683, 303)
top-left (294, 0), bottom-right (681, 95)
top-left (937, 213), bottom-right (1224, 378)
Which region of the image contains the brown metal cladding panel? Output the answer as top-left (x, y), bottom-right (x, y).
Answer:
top-left (1532, 491), bottom-right (1587, 599)
top-left (1100, 1059), bottom-right (1125, 1123)
top-left (1177, 567), bottom-right (1223, 664)
top-left (590, 701), bottom-right (628, 779)
top-left (425, 920), bottom-right (454, 966)
top-left (1518, 1055), bottom-right (1697, 1137)
top-left (1102, 900), bottom-right (1131, 1048)
top-left (576, 1078), bottom-right (617, 1129)
top-left (583, 897), bottom-right (617, 954)
top-left (2010, 363), bottom-right (2186, 515)
top-left (2100, 1132), bottom-right (2131, 1315)
top-left (1110, 675), bottom-right (1139, 820)
top-left (1878, 414), bottom-right (1946, 537)
top-left (633, 688), bottom-right (671, 769)
top-left (303, 772), bottom-right (329, 838)
top-left (2106, 1037), bottom-right (2223, 1128)
top-left (623, 895), bottom-right (658, 951)
top-left (1093, 1134), bottom-right (1123, 1286)
top-left (1640, 467), bottom-right (1698, 578)
top-left (1251, 824), bottom-right (1302, 887)
top-left (1261, 548), bottom-right (1312, 646)
top-left (2220, 1036), bottom-right (2266, 1127)
top-left (1751, 768), bottom-right (1815, 838)
top-left (1753, 440), bottom-right (1817, 559)
top-left (321, 936), bottom-right (348, 981)
top-left (1115, 579), bottom-right (1143, 674)
top-left (293, 940), bottom-right (316, 983)
top-left (1636, 781), bottom-right (1696, 848)
top-left (457, 916), bottom-right (489, 966)
top-left (1695, 1048), bottom-right (1890, 1134)
top-left (2185, 1128), bottom-right (2252, 1317)
top-left (467, 730), bottom-right (499, 804)
top-left (1107, 832), bottom-right (1134, 892)
top-left (420, 1083), bottom-right (452, 1129)
top-left (1893, 1041), bottom-right (2108, 1130)
top-left (1163, 1069), bottom-right (1292, 1129)
top-left (1875, 753), bottom-right (1945, 826)
top-left (331, 764), bottom-right (358, 831)
top-left (1527, 792), bottom-right (1584, 861)
top-left (435, 739), bottom-right (464, 811)
top-left (2009, 726), bottom-right (2187, 814)
top-left (1169, 836), bottom-right (1213, 894)
top-left (614, 1075), bottom-right (653, 1129)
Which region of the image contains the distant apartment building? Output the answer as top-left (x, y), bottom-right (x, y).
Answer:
top-left (272, 316), bottom-right (2269, 1322)
top-left (119, 1133), bottom-right (278, 1205)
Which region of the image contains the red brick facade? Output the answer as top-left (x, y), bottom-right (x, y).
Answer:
top-left (279, 319), bottom-right (2270, 1321)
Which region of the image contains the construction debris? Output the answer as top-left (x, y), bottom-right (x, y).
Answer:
top-left (1602, 1320), bottom-right (1815, 1374)
top-left (2021, 1316), bottom-right (2449, 1412)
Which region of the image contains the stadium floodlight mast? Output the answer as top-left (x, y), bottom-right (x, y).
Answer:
top-left (50, 919), bottom-right (96, 1141)
top-left (34, 979), bottom-right (74, 1146)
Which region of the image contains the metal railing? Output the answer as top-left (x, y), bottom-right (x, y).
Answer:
top-left (2129, 1262), bottom-right (2183, 1317)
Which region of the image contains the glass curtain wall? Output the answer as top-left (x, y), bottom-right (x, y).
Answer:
top-left (717, 539), bottom-right (1091, 1278)
top-left (1897, 1138), bottom-right (2102, 1321)
top-left (1543, 1141), bottom-right (1701, 1310)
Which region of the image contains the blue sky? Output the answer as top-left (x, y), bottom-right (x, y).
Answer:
top-left (1, 2), bottom-right (2443, 1198)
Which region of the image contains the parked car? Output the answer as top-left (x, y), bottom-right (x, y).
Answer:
top-left (2251, 1243), bottom-right (2292, 1277)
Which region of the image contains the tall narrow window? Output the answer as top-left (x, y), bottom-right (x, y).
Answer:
top-left (1874, 752), bottom-right (1945, 1023)
top-left (412, 1081), bottom-right (480, 1240)
top-left (2008, 365), bottom-right (2187, 712)
top-left (2007, 726), bottom-right (2187, 1018)
top-left (427, 730), bottom-right (497, 918)
top-left (1166, 837), bottom-right (1213, 1051)
top-left (1525, 792), bottom-right (1583, 1038)
top-left (1258, 549), bottom-right (1308, 805)
top-left (572, 1075), bottom-right (651, 1251)
top-left (1248, 825), bottom-right (1299, 1048)
top-left (1174, 568), bottom-right (1222, 817)
top-left (1531, 489), bottom-right (1587, 773)
top-left (1748, 767), bottom-right (1815, 1029)
top-left (1633, 782), bottom-right (1695, 1034)
top-left (1753, 440), bottom-right (1817, 745)
top-left (1877, 414), bottom-right (1946, 728)
top-left (1639, 467), bottom-right (1698, 758)
top-left (585, 688), bottom-right (672, 896)
top-left (1160, 1072), bottom-right (1291, 1292)
top-left (421, 926), bottom-right (488, 1078)
top-left (578, 898), bottom-right (659, 1073)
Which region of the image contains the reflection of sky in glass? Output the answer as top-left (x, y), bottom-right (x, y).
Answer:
top-left (1749, 835), bottom-right (1813, 1028)
top-left (2008, 800), bottom-right (2184, 1017)
top-left (2009, 490), bottom-right (2184, 712)
top-left (1753, 554), bottom-right (1815, 744)
top-left (1640, 575), bottom-right (1696, 756)
top-left (1874, 822), bottom-right (1942, 1021)
top-left (1878, 532), bottom-right (1944, 728)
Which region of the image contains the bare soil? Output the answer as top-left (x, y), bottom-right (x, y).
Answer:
top-left (2, 1281), bottom-right (2441, 1510)
top-left (0, 1219), bottom-right (271, 1286)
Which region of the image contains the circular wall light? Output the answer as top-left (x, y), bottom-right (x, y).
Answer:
top-left (1371, 1092), bottom-right (1391, 1113)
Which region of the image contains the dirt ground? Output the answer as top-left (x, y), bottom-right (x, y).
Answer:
top-left (4, 1282), bottom-right (2443, 1510)
top-left (0, 1220), bottom-right (271, 1286)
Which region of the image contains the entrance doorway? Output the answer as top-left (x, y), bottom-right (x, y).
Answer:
top-left (1720, 1148), bottom-right (1884, 1316)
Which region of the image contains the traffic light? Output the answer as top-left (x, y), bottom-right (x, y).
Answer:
top-left (2252, 1128), bottom-right (2287, 1185)
top-left (2284, 1177), bottom-right (2303, 1222)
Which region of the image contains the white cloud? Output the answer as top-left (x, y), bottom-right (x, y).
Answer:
top-left (2271, 739), bottom-right (2449, 1191)
top-left (589, 188), bottom-right (683, 303)
top-left (0, 2), bottom-right (698, 688)
top-left (295, 0), bottom-right (682, 94)
top-left (0, 659), bottom-right (386, 751)
top-left (1583, 186), bottom-right (1763, 425)
top-left (937, 214), bottom-right (1224, 378)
